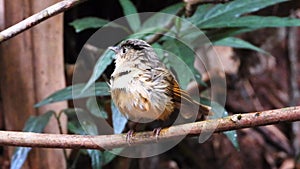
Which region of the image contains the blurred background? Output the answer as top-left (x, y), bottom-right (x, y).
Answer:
top-left (0, 0), bottom-right (300, 168)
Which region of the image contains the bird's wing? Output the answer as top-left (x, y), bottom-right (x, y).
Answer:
top-left (172, 79), bottom-right (211, 115)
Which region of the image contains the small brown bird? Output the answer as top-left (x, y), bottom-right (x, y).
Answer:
top-left (109, 39), bottom-right (211, 138)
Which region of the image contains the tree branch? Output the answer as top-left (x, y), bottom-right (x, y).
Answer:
top-left (0, 106), bottom-right (299, 150)
top-left (0, 0), bottom-right (86, 43)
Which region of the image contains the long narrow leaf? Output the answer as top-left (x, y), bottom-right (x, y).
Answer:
top-left (141, 3), bottom-right (183, 29)
top-left (200, 98), bottom-right (239, 149)
top-left (129, 27), bottom-right (171, 39)
top-left (82, 50), bottom-right (114, 92)
top-left (66, 108), bottom-right (89, 135)
top-left (213, 37), bottom-right (268, 54)
top-left (11, 111), bottom-right (54, 169)
top-left (69, 17), bottom-right (109, 33)
top-left (111, 101), bottom-right (127, 134)
top-left (102, 148), bottom-right (124, 165)
top-left (35, 82), bottom-right (110, 107)
top-left (87, 150), bottom-right (102, 169)
top-left (86, 97), bottom-right (108, 119)
top-left (206, 27), bottom-right (255, 42)
top-left (119, 0), bottom-right (141, 32)
top-left (201, 15), bottom-right (300, 29)
top-left (189, 0), bottom-right (288, 27)
top-left (162, 39), bottom-right (203, 88)
top-left (69, 17), bottom-right (130, 33)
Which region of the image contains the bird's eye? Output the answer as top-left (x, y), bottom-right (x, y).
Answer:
top-left (122, 47), bottom-right (127, 54)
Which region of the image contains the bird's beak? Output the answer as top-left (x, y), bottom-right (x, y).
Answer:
top-left (108, 46), bottom-right (119, 53)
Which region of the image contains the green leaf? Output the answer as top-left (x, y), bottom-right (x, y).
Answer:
top-left (129, 27), bottom-right (171, 40)
top-left (179, 27), bottom-right (209, 48)
top-left (68, 121), bottom-right (85, 135)
top-left (75, 109), bottom-right (98, 136)
top-left (206, 27), bottom-right (255, 42)
top-left (66, 108), bottom-right (98, 135)
top-left (86, 97), bottom-right (108, 119)
top-left (224, 130), bottom-right (239, 150)
top-left (11, 111), bottom-right (54, 169)
top-left (66, 108), bottom-right (86, 135)
top-left (63, 108), bottom-right (82, 119)
top-left (69, 17), bottom-right (109, 33)
top-left (10, 148), bottom-right (31, 169)
top-left (201, 15), bottom-right (300, 29)
top-left (139, 3), bottom-right (183, 41)
top-left (159, 2), bottom-right (184, 14)
top-left (81, 119), bottom-right (98, 136)
top-left (190, 0), bottom-right (288, 27)
top-left (152, 43), bottom-right (165, 61)
top-left (82, 49), bottom-right (114, 92)
top-left (23, 111), bottom-right (54, 132)
top-left (63, 108), bottom-right (85, 123)
top-left (102, 148), bottom-right (124, 165)
top-left (213, 37), bottom-right (268, 54)
top-left (141, 3), bottom-right (183, 29)
top-left (87, 150), bottom-right (102, 169)
top-left (200, 98), bottom-right (239, 149)
top-left (119, 0), bottom-right (141, 32)
top-left (35, 82), bottom-right (110, 107)
top-left (162, 39), bottom-right (202, 88)
top-left (111, 101), bottom-right (127, 134)
top-left (69, 17), bottom-right (129, 33)
top-left (220, 109), bottom-right (239, 150)
top-left (175, 17), bottom-right (182, 34)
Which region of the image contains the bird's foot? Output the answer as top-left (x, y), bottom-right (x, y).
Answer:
top-left (152, 127), bottom-right (162, 142)
top-left (126, 130), bottom-right (135, 145)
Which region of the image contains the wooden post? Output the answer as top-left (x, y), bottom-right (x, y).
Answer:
top-left (0, 0), bottom-right (67, 168)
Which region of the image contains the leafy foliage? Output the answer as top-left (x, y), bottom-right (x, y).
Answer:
top-left (82, 50), bottom-right (114, 92)
top-left (162, 39), bottom-right (202, 87)
top-left (213, 37), bottom-right (268, 54)
top-left (86, 97), bottom-right (108, 119)
top-left (35, 82), bottom-right (110, 107)
top-left (118, 0), bottom-right (141, 32)
top-left (200, 15), bottom-right (300, 29)
top-left (87, 150), bottom-right (102, 169)
top-left (32, 0), bottom-right (300, 168)
top-left (190, 0), bottom-right (288, 27)
top-left (69, 17), bottom-right (111, 33)
top-left (69, 17), bottom-right (130, 33)
top-left (111, 102), bottom-right (127, 134)
top-left (11, 111), bottom-right (54, 169)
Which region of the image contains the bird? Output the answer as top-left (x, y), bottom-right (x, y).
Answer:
top-left (109, 39), bottom-right (211, 141)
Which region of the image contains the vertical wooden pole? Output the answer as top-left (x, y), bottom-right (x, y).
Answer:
top-left (31, 0), bottom-right (67, 168)
top-left (0, 0), bottom-right (67, 168)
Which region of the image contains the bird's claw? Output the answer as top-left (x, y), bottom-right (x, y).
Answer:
top-left (126, 130), bottom-right (135, 145)
top-left (153, 127), bottom-right (162, 142)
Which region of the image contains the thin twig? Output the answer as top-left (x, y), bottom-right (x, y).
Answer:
top-left (0, 0), bottom-right (86, 43)
top-left (287, 11), bottom-right (300, 107)
top-left (55, 111), bottom-right (68, 166)
top-left (0, 106), bottom-right (299, 150)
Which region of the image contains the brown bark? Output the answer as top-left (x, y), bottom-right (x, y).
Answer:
top-left (0, 0), bottom-right (86, 43)
top-left (31, 1), bottom-right (67, 168)
top-left (0, 0), bottom-right (67, 168)
top-left (0, 106), bottom-right (298, 150)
